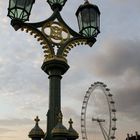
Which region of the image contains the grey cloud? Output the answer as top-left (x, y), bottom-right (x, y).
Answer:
top-left (62, 106), bottom-right (80, 119)
top-left (17, 95), bottom-right (48, 112)
top-left (0, 136), bottom-right (16, 139)
top-left (0, 118), bottom-right (33, 126)
top-left (0, 40), bottom-right (48, 97)
top-left (87, 39), bottom-right (140, 78)
top-left (0, 118), bottom-right (46, 128)
top-left (18, 104), bottom-right (41, 112)
top-left (0, 128), bottom-right (14, 134)
top-left (116, 85), bottom-right (140, 121)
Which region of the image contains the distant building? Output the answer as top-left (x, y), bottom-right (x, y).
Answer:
top-left (126, 132), bottom-right (140, 140)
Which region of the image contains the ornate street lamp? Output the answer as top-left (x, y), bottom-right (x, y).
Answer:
top-left (7, 0), bottom-right (35, 21)
top-left (7, 0), bottom-right (100, 140)
top-left (76, 1), bottom-right (100, 37)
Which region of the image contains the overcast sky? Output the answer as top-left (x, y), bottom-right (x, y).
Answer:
top-left (0, 0), bottom-right (140, 140)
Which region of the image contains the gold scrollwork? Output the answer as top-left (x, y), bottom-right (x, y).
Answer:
top-left (62, 39), bottom-right (88, 58)
top-left (42, 21), bottom-right (70, 44)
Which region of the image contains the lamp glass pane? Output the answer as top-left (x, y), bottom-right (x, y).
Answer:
top-left (16, 0), bottom-right (26, 8)
top-left (13, 0), bottom-right (33, 10)
top-left (78, 12), bottom-right (82, 31)
top-left (91, 27), bottom-right (96, 36)
top-left (25, 0), bottom-right (33, 6)
top-left (97, 12), bottom-right (100, 29)
top-left (48, 0), bottom-right (55, 5)
top-left (25, 0), bottom-right (34, 12)
top-left (90, 8), bottom-right (96, 27)
top-left (81, 8), bottom-right (90, 28)
top-left (48, 0), bottom-right (65, 5)
top-left (17, 9), bottom-right (22, 16)
top-left (59, 0), bottom-right (64, 5)
top-left (10, 0), bottom-right (16, 8)
top-left (25, 5), bottom-right (31, 13)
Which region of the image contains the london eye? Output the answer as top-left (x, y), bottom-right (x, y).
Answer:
top-left (81, 82), bottom-right (117, 140)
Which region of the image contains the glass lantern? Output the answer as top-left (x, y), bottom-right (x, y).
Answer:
top-left (76, 1), bottom-right (100, 37)
top-left (8, 0), bottom-right (35, 22)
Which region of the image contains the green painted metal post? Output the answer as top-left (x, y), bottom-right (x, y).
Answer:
top-left (41, 58), bottom-right (69, 140)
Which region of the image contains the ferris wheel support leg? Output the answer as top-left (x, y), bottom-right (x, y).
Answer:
top-left (98, 122), bottom-right (108, 140)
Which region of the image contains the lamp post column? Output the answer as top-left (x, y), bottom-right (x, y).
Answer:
top-left (41, 58), bottom-right (69, 140)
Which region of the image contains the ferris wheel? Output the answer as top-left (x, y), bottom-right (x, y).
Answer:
top-left (81, 82), bottom-right (117, 140)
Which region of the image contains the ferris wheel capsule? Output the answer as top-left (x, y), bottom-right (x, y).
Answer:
top-left (112, 118), bottom-right (117, 121)
top-left (112, 127), bottom-right (117, 130)
top-left (111, 136), bottom-right (115, 139)
top-left (103, 84), bottom-right (107, 87)
top-left (106, 88), bottom-right (110, 91)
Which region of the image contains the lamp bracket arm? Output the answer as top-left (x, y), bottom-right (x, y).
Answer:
top-left (11, 9), bottom-right (59, 30)
top-left (25, 9), bottom-right (59, 28)
top-left (56, 12), bottom-right (81, 37)
top-left (11, 19), bottom-right (55, 58)
top-left (57, 36), bottom-right (96, 58)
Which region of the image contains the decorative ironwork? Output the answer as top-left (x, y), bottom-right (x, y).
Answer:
top-left (19, 23), bottom-right (54, 59)
top-left (10, 8), bottom-right (96, 62)
top-left (42, 21), bottom-right (70, 45)
top-left (61, 38), bottom-right (93, 58)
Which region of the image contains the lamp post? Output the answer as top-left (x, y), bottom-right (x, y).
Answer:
top-left (7, 0), bottom-right (100, 140)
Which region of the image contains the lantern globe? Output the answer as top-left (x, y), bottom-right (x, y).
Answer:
top-left (76, 1), bottom-right (100, 38)
top-left (7, 0), bottom-right (35, 22)
top-left (47, 0), bottom-right (67, 11)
